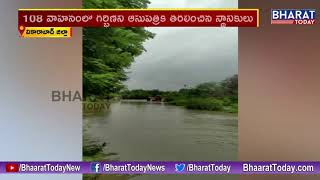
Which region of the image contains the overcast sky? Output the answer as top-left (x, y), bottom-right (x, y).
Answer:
top-left (125, 0), bottom-right (238, 90)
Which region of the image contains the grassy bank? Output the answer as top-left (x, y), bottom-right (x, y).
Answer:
top-left (83, 134), bottom-right (137, 180)
top-left (165, 96), bottom-right (237, 113)
top-left (83, 138), bottom-right (104, 180)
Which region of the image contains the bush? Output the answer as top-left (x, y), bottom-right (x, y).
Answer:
top-left (185, 98), bottom-right (224, 111)
top-left (168, 97), bottom-right (188, 106)
top-left (224, 103), bottom-right (238, 113)
top-left (163, 95), bottom-right (176, 102)
top-left (222, 97), bottom-right (232, 106)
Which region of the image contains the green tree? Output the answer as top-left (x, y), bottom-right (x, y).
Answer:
top-left (194, 82), bottom-right (224, 97)
top-left (221, 74), bottom-right (238, 98)
top-left (83, 0), bottom-right (155, 99)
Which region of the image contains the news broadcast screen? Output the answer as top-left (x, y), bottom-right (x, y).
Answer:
top-left (0, 0), bottom-right (319, 180)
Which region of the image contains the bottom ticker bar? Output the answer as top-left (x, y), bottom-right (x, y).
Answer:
top-left (0, 161), bottom-right (319, 174)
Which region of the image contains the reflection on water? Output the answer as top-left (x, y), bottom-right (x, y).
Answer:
top-left (84, 101), bottom-right (238, 180)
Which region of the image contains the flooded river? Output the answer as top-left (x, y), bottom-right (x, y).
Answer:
top-left (84, 101), bottom-right (237, 180)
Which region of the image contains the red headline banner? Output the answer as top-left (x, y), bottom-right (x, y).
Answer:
top-left (18, 9), bottom-right (259, 31)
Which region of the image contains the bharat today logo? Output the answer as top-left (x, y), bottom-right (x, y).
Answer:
top-left (271, 9), bottom-right (316, 25)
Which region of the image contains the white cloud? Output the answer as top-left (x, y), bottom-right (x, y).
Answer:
top-left (125, 0), bottom-right (238, 90)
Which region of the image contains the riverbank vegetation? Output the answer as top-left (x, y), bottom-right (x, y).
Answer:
top-left (83, 136), bottom-right (105, 180)
top-left (121, 75), bottom-right (238, 113)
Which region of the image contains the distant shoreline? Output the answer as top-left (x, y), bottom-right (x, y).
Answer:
top-left (120, 98), bottom-right (238, 114)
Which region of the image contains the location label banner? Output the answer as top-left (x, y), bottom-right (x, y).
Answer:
top-left (1, 161), bottom-right (320, 174)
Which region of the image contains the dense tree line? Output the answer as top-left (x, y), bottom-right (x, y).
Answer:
top-left (83, 0), bottom-right (154, 100)
top-left (122, 75), bottom-right (238, 112)
top-left (122, 75), bottom-right (238, 100)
